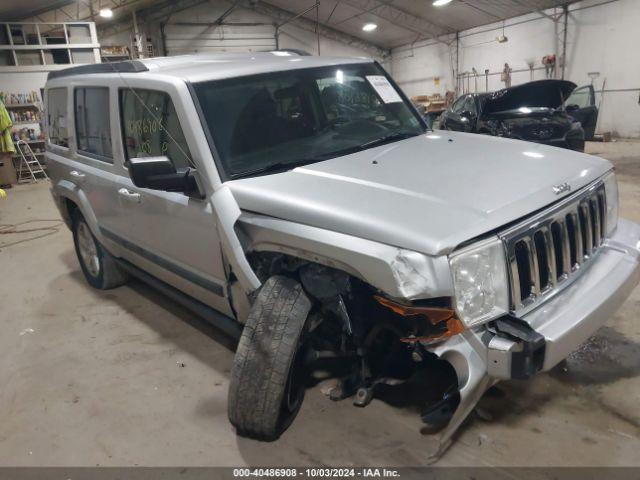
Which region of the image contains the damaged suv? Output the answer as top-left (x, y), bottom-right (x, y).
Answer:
top-left (440, 80), bottom-right (599, 151)
top-left (45, 52), bottom-right (640, 456)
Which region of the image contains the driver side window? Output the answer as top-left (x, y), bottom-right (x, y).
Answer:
top-left (451, 96), bottom-right (466, 114)
top-left (120, 89), bottom-right (194, 170)
top-left (566, 86), bottom-right (593, 109)
top-left (463, 96), bottom-right (477, 115)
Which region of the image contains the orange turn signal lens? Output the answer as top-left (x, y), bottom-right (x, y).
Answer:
top-left (373, 295), bottom-right (465, 344)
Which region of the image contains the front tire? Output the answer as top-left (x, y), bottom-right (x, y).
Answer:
top-left (72, 211), bottom-right (127, 290)
top-left (228, 275), bottom-right (312, 441)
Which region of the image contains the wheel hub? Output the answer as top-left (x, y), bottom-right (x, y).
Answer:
top-left (77, 222), bottom-right (100, 277)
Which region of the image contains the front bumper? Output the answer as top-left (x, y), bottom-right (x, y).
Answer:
top-left (427, 218), bottom-right (640, 458)
top-left (508, 122), bottom-right (585, 151)
top-left (488, 218), bottom-right (640, 376)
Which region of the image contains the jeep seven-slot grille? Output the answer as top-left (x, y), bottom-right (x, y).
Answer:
top-left (501, 182), bottom-right (607, 314)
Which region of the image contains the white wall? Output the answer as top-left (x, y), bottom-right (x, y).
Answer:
top-left (565, 0), bottom-right (640, 138)
top-left (390, 0), bottom-right (640, 138)
top-left (389, 37), bottom-right (455, 97)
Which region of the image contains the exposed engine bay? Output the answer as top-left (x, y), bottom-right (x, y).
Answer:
top-left (248, 252), bottom-right (463, 438)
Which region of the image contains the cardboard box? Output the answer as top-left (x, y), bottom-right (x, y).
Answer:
top-left (0, 153), bottom-right (17, 186)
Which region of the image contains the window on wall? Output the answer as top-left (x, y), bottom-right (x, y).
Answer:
top-left (47, 88), bottom-right (69, 147)
top-left (74, 87), bottom-right (112, 161)
top-left (120, 89), bottom-right (193, 170)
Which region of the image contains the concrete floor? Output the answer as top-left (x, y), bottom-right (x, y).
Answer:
top-left (1, 141), bottom-right (640, 467)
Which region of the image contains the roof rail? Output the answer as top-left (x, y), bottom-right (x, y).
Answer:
top-left (268, 49), bottom-right (312, 56)
top-left (47, 60), bottom-right (148, 81)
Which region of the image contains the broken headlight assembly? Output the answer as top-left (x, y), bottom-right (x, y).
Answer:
top-left (449, 237), bottom-right (509, 328)
top-left (603, 170), bottom-right (619, 235)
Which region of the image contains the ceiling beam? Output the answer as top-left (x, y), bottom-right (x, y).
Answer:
top-left (4, 0), bottom-right (76, 21)
top-left (253, 1), bottom-right (390, 58)
top-left (97, 0), bottom-right (210, 38)
top-left (333, 0), bottom-right (453, 45)
top-left (17, 0), bottom-right (144, 24)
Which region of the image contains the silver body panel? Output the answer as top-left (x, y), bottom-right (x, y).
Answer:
top-left (44, 53), bottom-right (640, 456)
top-left (228, 132), bottom-right (612, 256)
top-left (430, 219), bottom-right (640, 458)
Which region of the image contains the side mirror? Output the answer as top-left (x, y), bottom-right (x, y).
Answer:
top-left (565, 103), bottom-right (580, 112)
top-left (128, 156), bottom-right (201, 196)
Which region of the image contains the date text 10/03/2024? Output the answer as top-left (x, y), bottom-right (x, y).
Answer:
top-left (233, 468), bottom-right (401, 478)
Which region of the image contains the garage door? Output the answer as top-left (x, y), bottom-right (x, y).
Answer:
top-left (163, 23), bottom-right (277, 55)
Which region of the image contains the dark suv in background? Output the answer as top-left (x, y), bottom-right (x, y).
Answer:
top-left (440, 80), bottom-right (598, 151)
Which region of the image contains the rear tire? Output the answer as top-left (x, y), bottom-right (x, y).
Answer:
top-left (72, 211), bottom-right (127, 290)
top-left (228, 275), bottom-right (312, 441)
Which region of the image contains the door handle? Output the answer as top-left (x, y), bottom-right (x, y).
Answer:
top-left (118, 187), bottom-right (141, 203)
top-left (69, 170), bottom-right (86, 183)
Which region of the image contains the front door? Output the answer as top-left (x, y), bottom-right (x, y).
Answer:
top-left (114, 86), bottom-right (232, 317)
top-left (565, 85), bottom-right (598, 141)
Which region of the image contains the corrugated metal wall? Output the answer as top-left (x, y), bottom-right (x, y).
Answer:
top-left (163, 24), bottom-right (277, 55)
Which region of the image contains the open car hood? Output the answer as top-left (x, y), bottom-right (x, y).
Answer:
top-left (482, 80), bottom-right (577, 114)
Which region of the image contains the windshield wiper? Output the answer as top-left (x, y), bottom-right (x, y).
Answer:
top-left (357, 131), bottom-right (420, 150)
top-left (232, 158), bottom-right (320, 179)
top-left (231, 131), bottom-right (421, 179)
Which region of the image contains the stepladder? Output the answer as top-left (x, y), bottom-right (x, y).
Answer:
top-left (15, 140), bottom-right (48, 184)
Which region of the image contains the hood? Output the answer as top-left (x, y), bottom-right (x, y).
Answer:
top-left (227, 132), bottom-right (611, 256)
top-left (481, 80), bottom-right (577, 114)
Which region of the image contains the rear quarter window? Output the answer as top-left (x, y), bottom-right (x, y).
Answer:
top-left (46, 87), bottom-right (69, 148)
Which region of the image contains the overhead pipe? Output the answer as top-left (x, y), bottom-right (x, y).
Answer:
top-left (274, 1), bottom-right (320, 55)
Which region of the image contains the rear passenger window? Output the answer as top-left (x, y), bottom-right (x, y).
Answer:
top-left (120, 89), bottom-right (193, 170)
top-left (47, 88), bottom-right (69, 148)
top-left (74, 87), bottom-right (112, 161)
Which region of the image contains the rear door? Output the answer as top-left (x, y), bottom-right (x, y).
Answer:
top-left (45, 84), bottom-right (130, 259)
top-left (72, 86), bottom-right (131, 251)
top-left (114, 84), bottom-right (232, 317)
top-left (565, 85), bottom-right (598, 140)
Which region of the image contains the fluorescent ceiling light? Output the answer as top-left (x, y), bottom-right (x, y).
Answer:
top-left (362, 23), bottom-right (378, 32)
top-left (99, 8), bottom-right (113, 18)
top-left (433, 0), bottom-right (453, 6)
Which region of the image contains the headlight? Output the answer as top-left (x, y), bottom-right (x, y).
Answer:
top-left (449, 237), bottom-right (509, 328)
top-left (603, 171), bottom-right (618, 235)
top-left (497, 120), bottom-right (514, 137)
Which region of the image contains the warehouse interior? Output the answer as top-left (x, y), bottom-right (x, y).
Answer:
top-left (1, 0), bottom-right (640, 472)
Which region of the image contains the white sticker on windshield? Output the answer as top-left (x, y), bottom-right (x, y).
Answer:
top-left (366, 75), bottom-right (402, 103)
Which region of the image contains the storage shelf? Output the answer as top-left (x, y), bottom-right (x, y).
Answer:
top-left (12, 121), bottom-right (41, 126)
top-left (4, 103), bottom-right (39, 108)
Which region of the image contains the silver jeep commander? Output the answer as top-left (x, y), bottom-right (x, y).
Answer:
top-left (45, 52), bottom-right (640, 456)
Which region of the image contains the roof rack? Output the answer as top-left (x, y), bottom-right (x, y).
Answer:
top-left (47, 60), bottom-right (148, 80)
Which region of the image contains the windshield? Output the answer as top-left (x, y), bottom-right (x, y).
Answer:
top-left (193, 63), bottom-right (425, 179)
